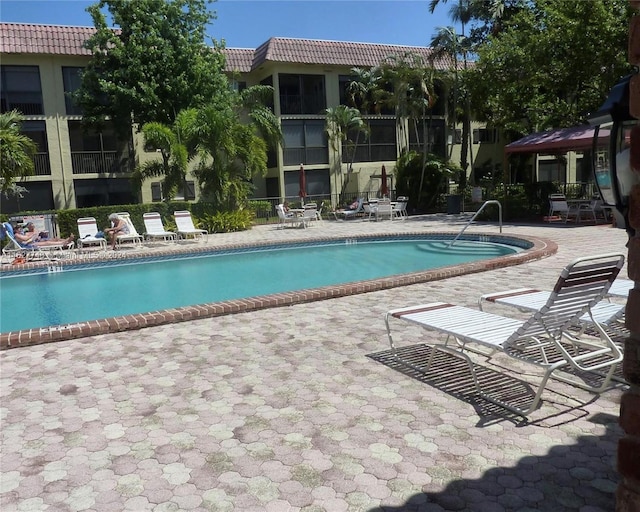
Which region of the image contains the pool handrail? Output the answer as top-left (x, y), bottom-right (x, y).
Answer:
top-left (447, 200), bottom-right (502, 248)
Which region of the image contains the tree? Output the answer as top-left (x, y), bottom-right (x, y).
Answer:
top-left (189, 85), bottom-right (283, 210)
top-left (467, 0), bottom-right (633, 136)
top-left (76, 0), bottom-right (228, 133)
top-left (0, 110), bottom-right (37, 195)
top-left (131, 115), bottom-right (191, 201)
top-left (325, 105), bottom-right (369, 199)
top-left (132, 84), bottom-right (281, 205)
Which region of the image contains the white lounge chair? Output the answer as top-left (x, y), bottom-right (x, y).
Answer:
top-left (113, 212), bottom-right (143, 247)
top-left (143, 212), bottom-right (177, 242)
top-left (77, 217), bottom-right (107, 251)
top-left (334, 198), bottom-right (365, 220)
top-left (1, 222), bottom-right (67, 261)
top-left (174, 210), bottom-right (208, 241)
top-left (384, 253), bottom-right (625, 417)
top-left (479, 274), bottom-right (632, 344)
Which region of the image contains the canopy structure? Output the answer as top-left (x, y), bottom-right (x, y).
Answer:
top-left (505, 125), bottom-right (609, 155)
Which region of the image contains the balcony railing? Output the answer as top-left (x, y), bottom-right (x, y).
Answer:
top-left (33, 153), bottom-right (51, 175)
top-left (71, 151), bottom-right (129, 174)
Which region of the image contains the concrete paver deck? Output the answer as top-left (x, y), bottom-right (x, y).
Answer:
top-left (0, 215), bottom-right (629, 511)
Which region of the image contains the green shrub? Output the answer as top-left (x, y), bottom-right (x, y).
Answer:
top-left (200, 210), bottom-right (254, 233)
top-left (247, 200), bottom-right (273, 221)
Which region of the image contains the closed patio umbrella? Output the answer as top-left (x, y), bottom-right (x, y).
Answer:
top-left (380, 165), bottom-right (389, 197)
top-left (299, 164), bottom-right (307, 203)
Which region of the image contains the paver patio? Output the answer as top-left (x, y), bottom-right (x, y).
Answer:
top-left (0, 214), bottom-right (629, 511)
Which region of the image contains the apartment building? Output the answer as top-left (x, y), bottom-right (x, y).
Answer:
top-left (0, 22), bottom-right (504, 214)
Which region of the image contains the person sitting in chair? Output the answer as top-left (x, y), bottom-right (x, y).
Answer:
top-left (14, 223), bottom-right (75, 248)
top-left (104, 213), bottom-right (130, 250)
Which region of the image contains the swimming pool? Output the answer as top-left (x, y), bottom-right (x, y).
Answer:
top-left (0, 233), bottom-right (555, 346)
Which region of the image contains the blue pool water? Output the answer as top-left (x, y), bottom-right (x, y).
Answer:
top-left (0, 237), bottom-right (522, 333)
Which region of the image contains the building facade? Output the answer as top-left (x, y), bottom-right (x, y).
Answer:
top-left (1, 22), bottom-right (506, 213)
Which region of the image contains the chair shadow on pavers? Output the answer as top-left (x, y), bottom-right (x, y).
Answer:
top-left (367, 342), bottom-right (616, 425)
top-left (366, 412), bottom-right (621, 512)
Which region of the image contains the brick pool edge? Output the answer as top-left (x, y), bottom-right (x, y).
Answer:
top-left (0, 232), bottom-right (557, 349)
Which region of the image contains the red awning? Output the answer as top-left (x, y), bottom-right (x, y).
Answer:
top-left (504, 125), bottom-right (609, 155)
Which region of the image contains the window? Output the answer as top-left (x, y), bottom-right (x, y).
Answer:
top-left (73, 178), bottom-right (138, 208)
top-left (230, 79), bottom-right (247, 93)
top-left (282, 120), bottom-right (328, 166)
top-left (279, 74), bottom-right (326, 115)
top-left (0, 182), bottom-right (54, 214)
top-left (339, 75), bottom-right (355, 107)
top-left (284, 168), bottom-right (330, 198)
top-left (539, 159), bottom-right (566, 182)
top-left (173, 181), bottom-right (196, 201)
top-left (347, 119), bottom-right (396, 162)
top-left (68, 120), bottom-right (129, 174)
top-left (23, 121), bottom-right (50, 175)
top-left (1, 66), bottom-right (44, 115)
top-left (408, 119), bottom-right (446, 158)
top-left (473, 128), bottom-right (497, 144)
top-left (62, 67), bottom-right (84, 115)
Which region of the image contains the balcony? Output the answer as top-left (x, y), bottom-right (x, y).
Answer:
top-left (71, 151), bottom-right (129, 175)
top-left (33, 153), bottom-right (51, 176)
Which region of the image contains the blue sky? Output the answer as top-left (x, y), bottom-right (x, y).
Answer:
top-left (0, 0), bottom-right (454, 48)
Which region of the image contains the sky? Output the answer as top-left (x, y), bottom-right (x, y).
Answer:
top-left (0, 0), bottom-right (455, 49)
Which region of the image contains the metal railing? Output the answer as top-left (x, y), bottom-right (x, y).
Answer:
top-left (447, 200), bottom-right (502, 248)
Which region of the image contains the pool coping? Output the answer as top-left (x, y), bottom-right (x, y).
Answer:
top-left (0, 231), bottom-right (557, 349)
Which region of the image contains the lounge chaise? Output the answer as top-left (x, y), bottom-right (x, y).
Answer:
top-left (174, 210), bottom-right (208, 241)
top-left (143, 212), bottom-right (177, 242)
top-left (77, 217), bottom-right (108, 251)
top-left (384, 253), bottom-right (625, 416)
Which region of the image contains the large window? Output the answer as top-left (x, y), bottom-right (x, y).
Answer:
top-left (539, 159), bottom-right (566, 183)
top-left (151, 181), bottom-right (196, 202)
top-left (282, 120), bottom-right (328, 166)
top-left (23, 121), bottom-right (50, 175)
top-left (1, 66), bottom-right (44, 115)
top-left (68, 121), bottom-right (129, 174)
top-left (279, 74), bottom-right (326, 115)
top-left (346, 119), bottom-right (397, 162)
top-left (408, 119), bottom-right (446, 158)
top-left (62, 66), bottom-right (84, 115)
top-left (73, 178), bottom-right (138, 208)
top-left (284, 168), bottom-right (330, 199)
top-left (473, 128), bottom-right (497, 144)
top-left (0, 182), bottom-right (54, 214)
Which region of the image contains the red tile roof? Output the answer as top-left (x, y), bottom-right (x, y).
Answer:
top-left (250, 37), bottom-right (450, 71)
top-left (0, 22), bottom-right (452, 71)
top-left (0, 23), bottom-right (95, 56)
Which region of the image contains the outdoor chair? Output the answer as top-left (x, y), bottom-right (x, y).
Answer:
top-left (384, 253), bottom-right (625, 417)
top-left (113, 212), bottom-right (144, 247)
top-left (77, 217), bottom-right (107, 251)
top-left (143, 212), bottom-right (178, 242)
top-left (548, 193), bottom-right (579, 223)
top-left (174, 210), bottom-right (208, 241)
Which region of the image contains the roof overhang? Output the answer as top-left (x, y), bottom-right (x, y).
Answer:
top-left (504, 125), bottom-right (610, 155)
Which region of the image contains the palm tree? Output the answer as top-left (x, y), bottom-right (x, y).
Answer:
top-left (131, 114), bottom-right (191, 201)
top-left (0, 110), bottom-right (37, 195)
top-left (132, 84), bottom-right (282, 209)
top-left (190, 85), bottom-right (282, 210)
top-left (325, 105), bottom-right (369, 199)
top-left (378, 53), bottom-right (438, 204)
